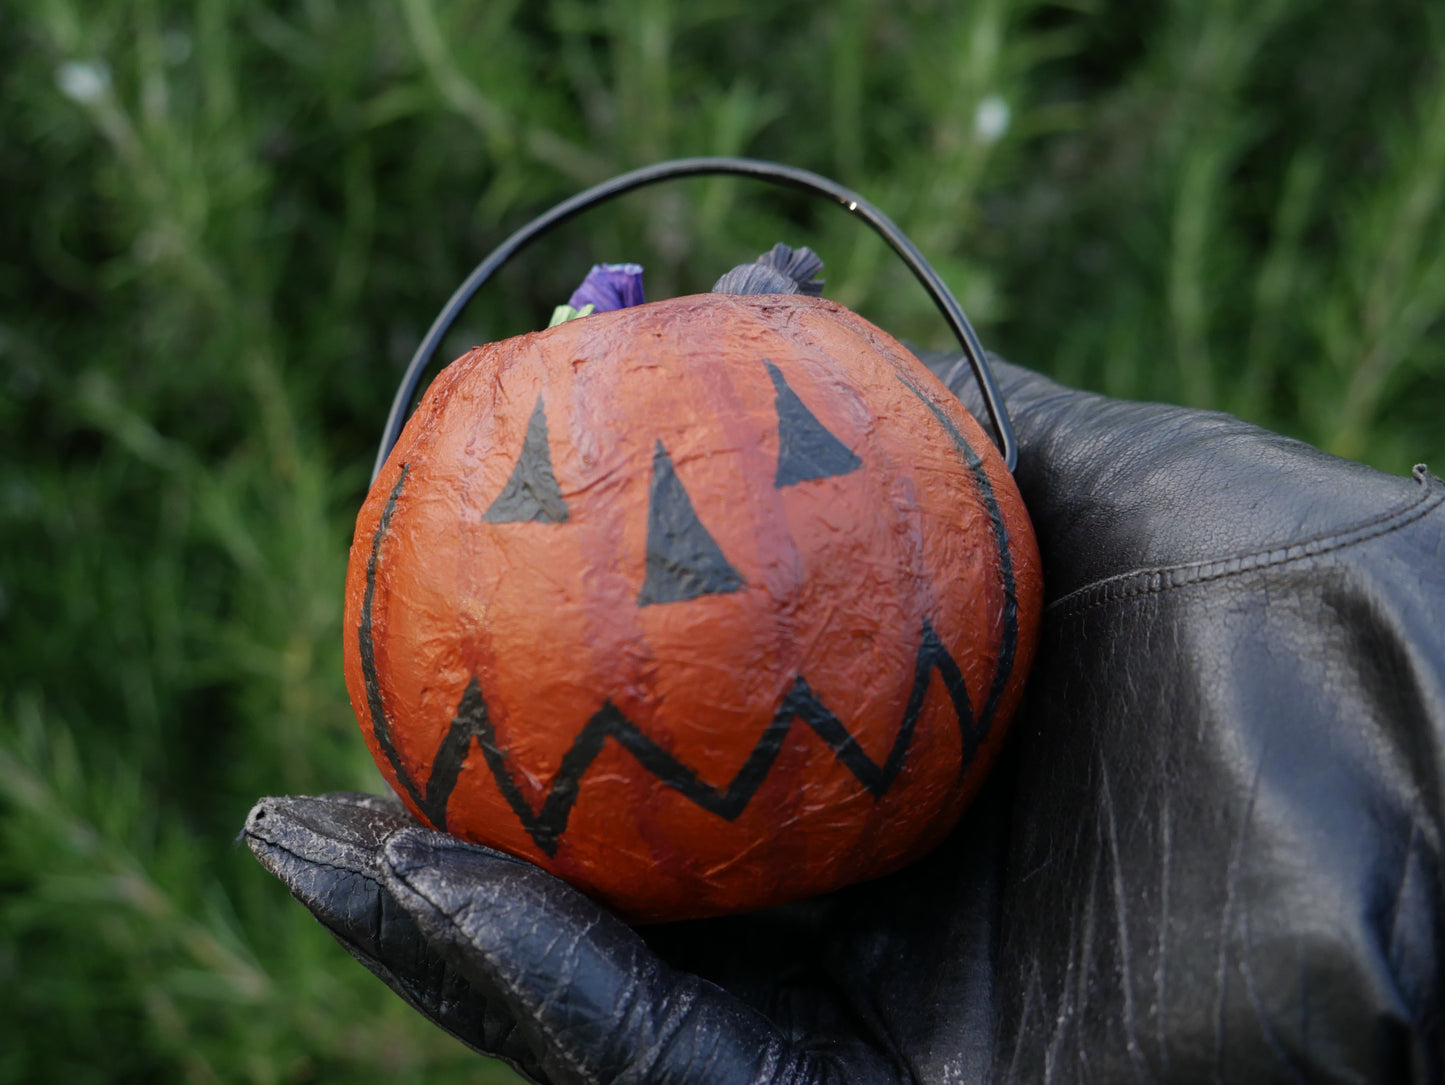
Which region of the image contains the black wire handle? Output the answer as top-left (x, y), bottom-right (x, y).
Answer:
top-left (373, 156), bottom-right (1018, 482)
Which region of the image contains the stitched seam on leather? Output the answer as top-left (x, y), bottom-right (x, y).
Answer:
top-left (1047, 474), bottom-right (1444, 619)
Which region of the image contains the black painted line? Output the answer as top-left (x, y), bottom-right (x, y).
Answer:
top-left (898, 376), bottom-right (1019, 752)
top-left (358, 464), bottom-right (429, 813)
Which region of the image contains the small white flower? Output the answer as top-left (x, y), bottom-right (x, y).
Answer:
top-left (55, 59), bottom-right (111, 105)
top-left (974, 95), bottom-right (1011, 145)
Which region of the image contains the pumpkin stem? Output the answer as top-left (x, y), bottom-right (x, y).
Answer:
top-left (712, 243), bottom-right (825, 297)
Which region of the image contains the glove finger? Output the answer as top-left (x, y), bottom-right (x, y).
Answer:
top-left (242, 794), bottom-right (534, 1070)
top-left (379, 828), bottom-right (888, 1085)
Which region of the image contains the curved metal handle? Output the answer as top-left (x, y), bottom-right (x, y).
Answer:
top-left (374, 156), bottom-right (1018, 481)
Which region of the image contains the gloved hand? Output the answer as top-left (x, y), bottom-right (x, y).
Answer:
top-left (244, 357), bottom-right (1445, 1084)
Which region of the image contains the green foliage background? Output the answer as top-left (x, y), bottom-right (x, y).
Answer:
top-left (2, 1), bottom-right (1442, 1081)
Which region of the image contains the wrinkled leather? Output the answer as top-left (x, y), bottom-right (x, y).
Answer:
top-left (245, 357), bottom-right (1445, 1083)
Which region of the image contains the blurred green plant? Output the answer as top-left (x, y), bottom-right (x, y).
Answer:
top-left (1, 0), bottom-right (1441, 1081)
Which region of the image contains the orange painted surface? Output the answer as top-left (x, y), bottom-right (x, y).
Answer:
top-left (343, 294), bottom-right (1042, 922)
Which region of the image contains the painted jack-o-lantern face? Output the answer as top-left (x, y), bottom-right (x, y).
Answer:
top-left (343, 293), bottom-right (1042, 922)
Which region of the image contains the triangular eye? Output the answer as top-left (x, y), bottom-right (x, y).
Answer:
top-left (484, 396), bottom-right (570, 524)
top-left (638, 441), bottom-right (746, 606)
top-left (767, 362), bottom-right (861, 487)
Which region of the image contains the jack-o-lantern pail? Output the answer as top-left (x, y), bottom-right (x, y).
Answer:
top-left (343, 161), bottom-right (1042, 922)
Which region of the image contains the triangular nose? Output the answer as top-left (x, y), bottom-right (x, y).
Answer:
top-left (767, 362), bottom-right (861, 487)
top-left (484, 396), bottom-right (570, 524)
top-left (638, 441), bottom-right (746, 606)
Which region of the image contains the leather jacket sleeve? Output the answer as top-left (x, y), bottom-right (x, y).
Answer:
top-left (939, 356), bottom-right (1445, 1081)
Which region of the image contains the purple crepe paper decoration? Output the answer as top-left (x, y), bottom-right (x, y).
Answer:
top-left (568, 263), bottom-right (646, 312)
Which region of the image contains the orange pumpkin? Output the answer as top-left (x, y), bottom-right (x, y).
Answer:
top-left (343, 292), bottom-right (1042, 922)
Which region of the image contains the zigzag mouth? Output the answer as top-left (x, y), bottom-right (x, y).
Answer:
top-left (357, 382), bottom-right (1017, 855)
top-left (369, 617), bottom-right (975, 856)
top-left (421, 619), bottom-right (975, 856)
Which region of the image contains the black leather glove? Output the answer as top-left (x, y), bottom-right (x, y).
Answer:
top-left (244, 357), bottom-right (1445, 1083)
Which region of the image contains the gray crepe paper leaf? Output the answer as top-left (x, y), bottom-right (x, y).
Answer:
top-left (712, 243), bottom-right (825, 297)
